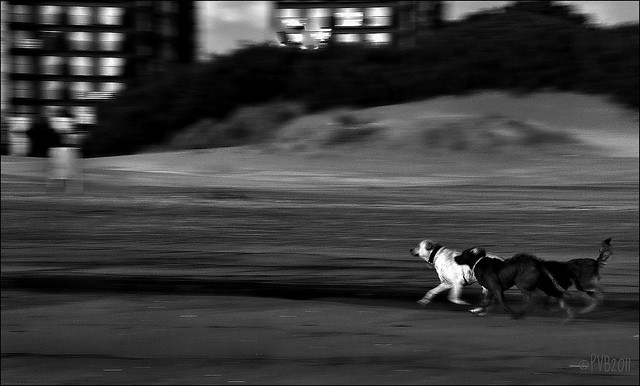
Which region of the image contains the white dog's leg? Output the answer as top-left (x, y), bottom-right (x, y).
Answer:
top-left (470, 288), bottom-right (489, 315)
top-left (448, 284), bottom-right (470, 305)
top-left (418, 282), bottom-right (452, 305)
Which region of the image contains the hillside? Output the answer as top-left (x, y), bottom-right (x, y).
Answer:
top-left (160, 91), bottom-right (638, 157)
top-left (89, 92), bottom-right (638, 189)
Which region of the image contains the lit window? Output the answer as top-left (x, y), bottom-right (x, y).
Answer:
top-left (365, 7), bottom-right (392, 27)
top-left (99, 32), bottom-right (124, 51)
top-left (70, 57), bottom-right (93, 76)
top-left (42, 81), bottom-right (64, 100)
top-left (310, 30), bottom-right (331, 43)
top-left (72, 106), bottom-right (96, 125)
top-left (98, 7), bottom-right (124, 25)
top-left (365, 33), bottom-right (392, 45)
top-left (287, 33), bottom-right (303, 44)
top-left (279, 8), bottom-right (304, 29)
top-left (68, 31), bottom-right (94, 51)
top-left (98, 57), bottom-right (125, 77)
top-left (40, 5), bottom-right (62, 24)
top-left (102, 82), bottom-right (125, 96)
top-left (279, 9), bottom-right (302, 18)
top-left (13, 30), bottom-right (42, 49)
top-left (281, 18), bottom-right (304, 29)
top-left (42, 56), bottom-right (64, 75)
top-left (335, 34), bottom-right (361, 43)
top-left (70, 82), bottom-right (93, 100)
top-left (14, 56), bottom-right (33, 73)
top-left (307, 8), bottom-right (332, 30)
top-left (308, 8), bottom-right (330, 18)
top-left (335, 8), bottom-right (364, 27)
top-left (68, 6), bottom-right (92, 25)
top-left (14, 81), bottom-right (34, 99)
top-left (13, 30), bottom-right (31, 47)
top-left (12, 5), bottom-right (33, 23)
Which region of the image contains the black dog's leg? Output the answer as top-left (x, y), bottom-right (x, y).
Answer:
top-left (559, 296), bottom-right (575, 322)
top-left (579, 287), bottom-right (603, 314)
top-left (517, 290), bottom-right (536, 318)
top-left (492, 287), bottom-right (520, 319)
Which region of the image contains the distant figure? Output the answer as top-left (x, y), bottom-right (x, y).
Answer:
top-left (46, 108), bottom-right (83, 193)
top-left (1, 114), bottom-right (9, 155)
top-left (51, 107), bottom-right (77, 147)
top-left (27, 114), bottom-right (60, 157)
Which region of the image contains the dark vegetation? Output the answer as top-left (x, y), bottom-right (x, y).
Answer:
top-left (422, 116), bottom-right (579, 152)
top-left (163, 102), bottom-right (305, 150)
top-left (83, 2), bottom-right (639, 157)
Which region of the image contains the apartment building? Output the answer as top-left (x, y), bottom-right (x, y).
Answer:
top-left (3, 1), bottom-right (194, 154)
top-left (272, 1), bottom-right (443, 49)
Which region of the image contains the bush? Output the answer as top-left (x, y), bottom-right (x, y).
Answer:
top-left (163, 102), bottom-right (305, 151)
top-left (324, 125), bottom-right (379, 146)
top-left (422, 116), bottom-right (579, 152)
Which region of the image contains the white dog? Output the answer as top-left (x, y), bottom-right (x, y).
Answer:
top-left (410, 239), bottom-right (502, 305)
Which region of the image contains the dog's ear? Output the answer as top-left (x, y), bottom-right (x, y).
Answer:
top-left (425, 240), bottom-right (436, 249)
top-left (471, 247), bottom-right (486, 258)
top-left (602, 237), bottom-right (612, 245)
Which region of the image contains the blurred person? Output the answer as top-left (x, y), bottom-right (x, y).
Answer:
top-left (26, 113), bottom-right (60, 157)
top-left (1, 113), bottom-right (8, 155)
top-left (47, 107), bottom-right (83, 193)
top-left (51, 107), bottom-right (77, 147)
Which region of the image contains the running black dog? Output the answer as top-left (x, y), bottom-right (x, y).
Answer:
top-left (454, 248), bottom-right (573, 320)
top-left (539, 238), bottom-right (613, 313)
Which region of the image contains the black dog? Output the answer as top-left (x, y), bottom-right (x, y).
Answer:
top-left (540, 238), bottom-right (613, 313)
top-left (454, 248), bottom-right (573, 320)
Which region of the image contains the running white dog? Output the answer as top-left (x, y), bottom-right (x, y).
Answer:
top-left (410, 239), bottom-right (502, 305)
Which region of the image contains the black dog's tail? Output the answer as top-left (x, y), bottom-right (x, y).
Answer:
top-left (539, 263), bottom-right (570, 298)
top-left (596, 237), bottom-right (613, 266)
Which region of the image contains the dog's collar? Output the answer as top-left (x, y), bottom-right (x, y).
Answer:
top-left (428, 244), bottom-right (443, 264)
top-left (471, 256), bottom-right (487, 274)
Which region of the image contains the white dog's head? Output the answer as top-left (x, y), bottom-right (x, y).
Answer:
top-left (410, 239), bottom-right (441, 268)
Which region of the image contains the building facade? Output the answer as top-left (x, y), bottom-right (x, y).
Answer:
top-left (271, 1), bottom-right (443, 49)
top-left (2, 1), bottom-right (194, 154)
top-left (1, 1), bottom-right (9, 114)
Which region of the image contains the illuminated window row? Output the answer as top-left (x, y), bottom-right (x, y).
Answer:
top-left (9, 105), bottom-right (97, 126)
top-left (12, 4), bottom-right (124, 26)
top-left (12, 30), bottom-right (125, 51)
top-left (13, 56), bottom-right (125, 76)
top-left (284, 32), bottom-right (392, 45)
top-left (13, 80), bottom-right (125, 101)
top-left (334, 33), bottom-right (392, 44)
top-left (278, 7), bottom-right (392, 29)
top-left (67, 31), bottom-right (125, 51)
